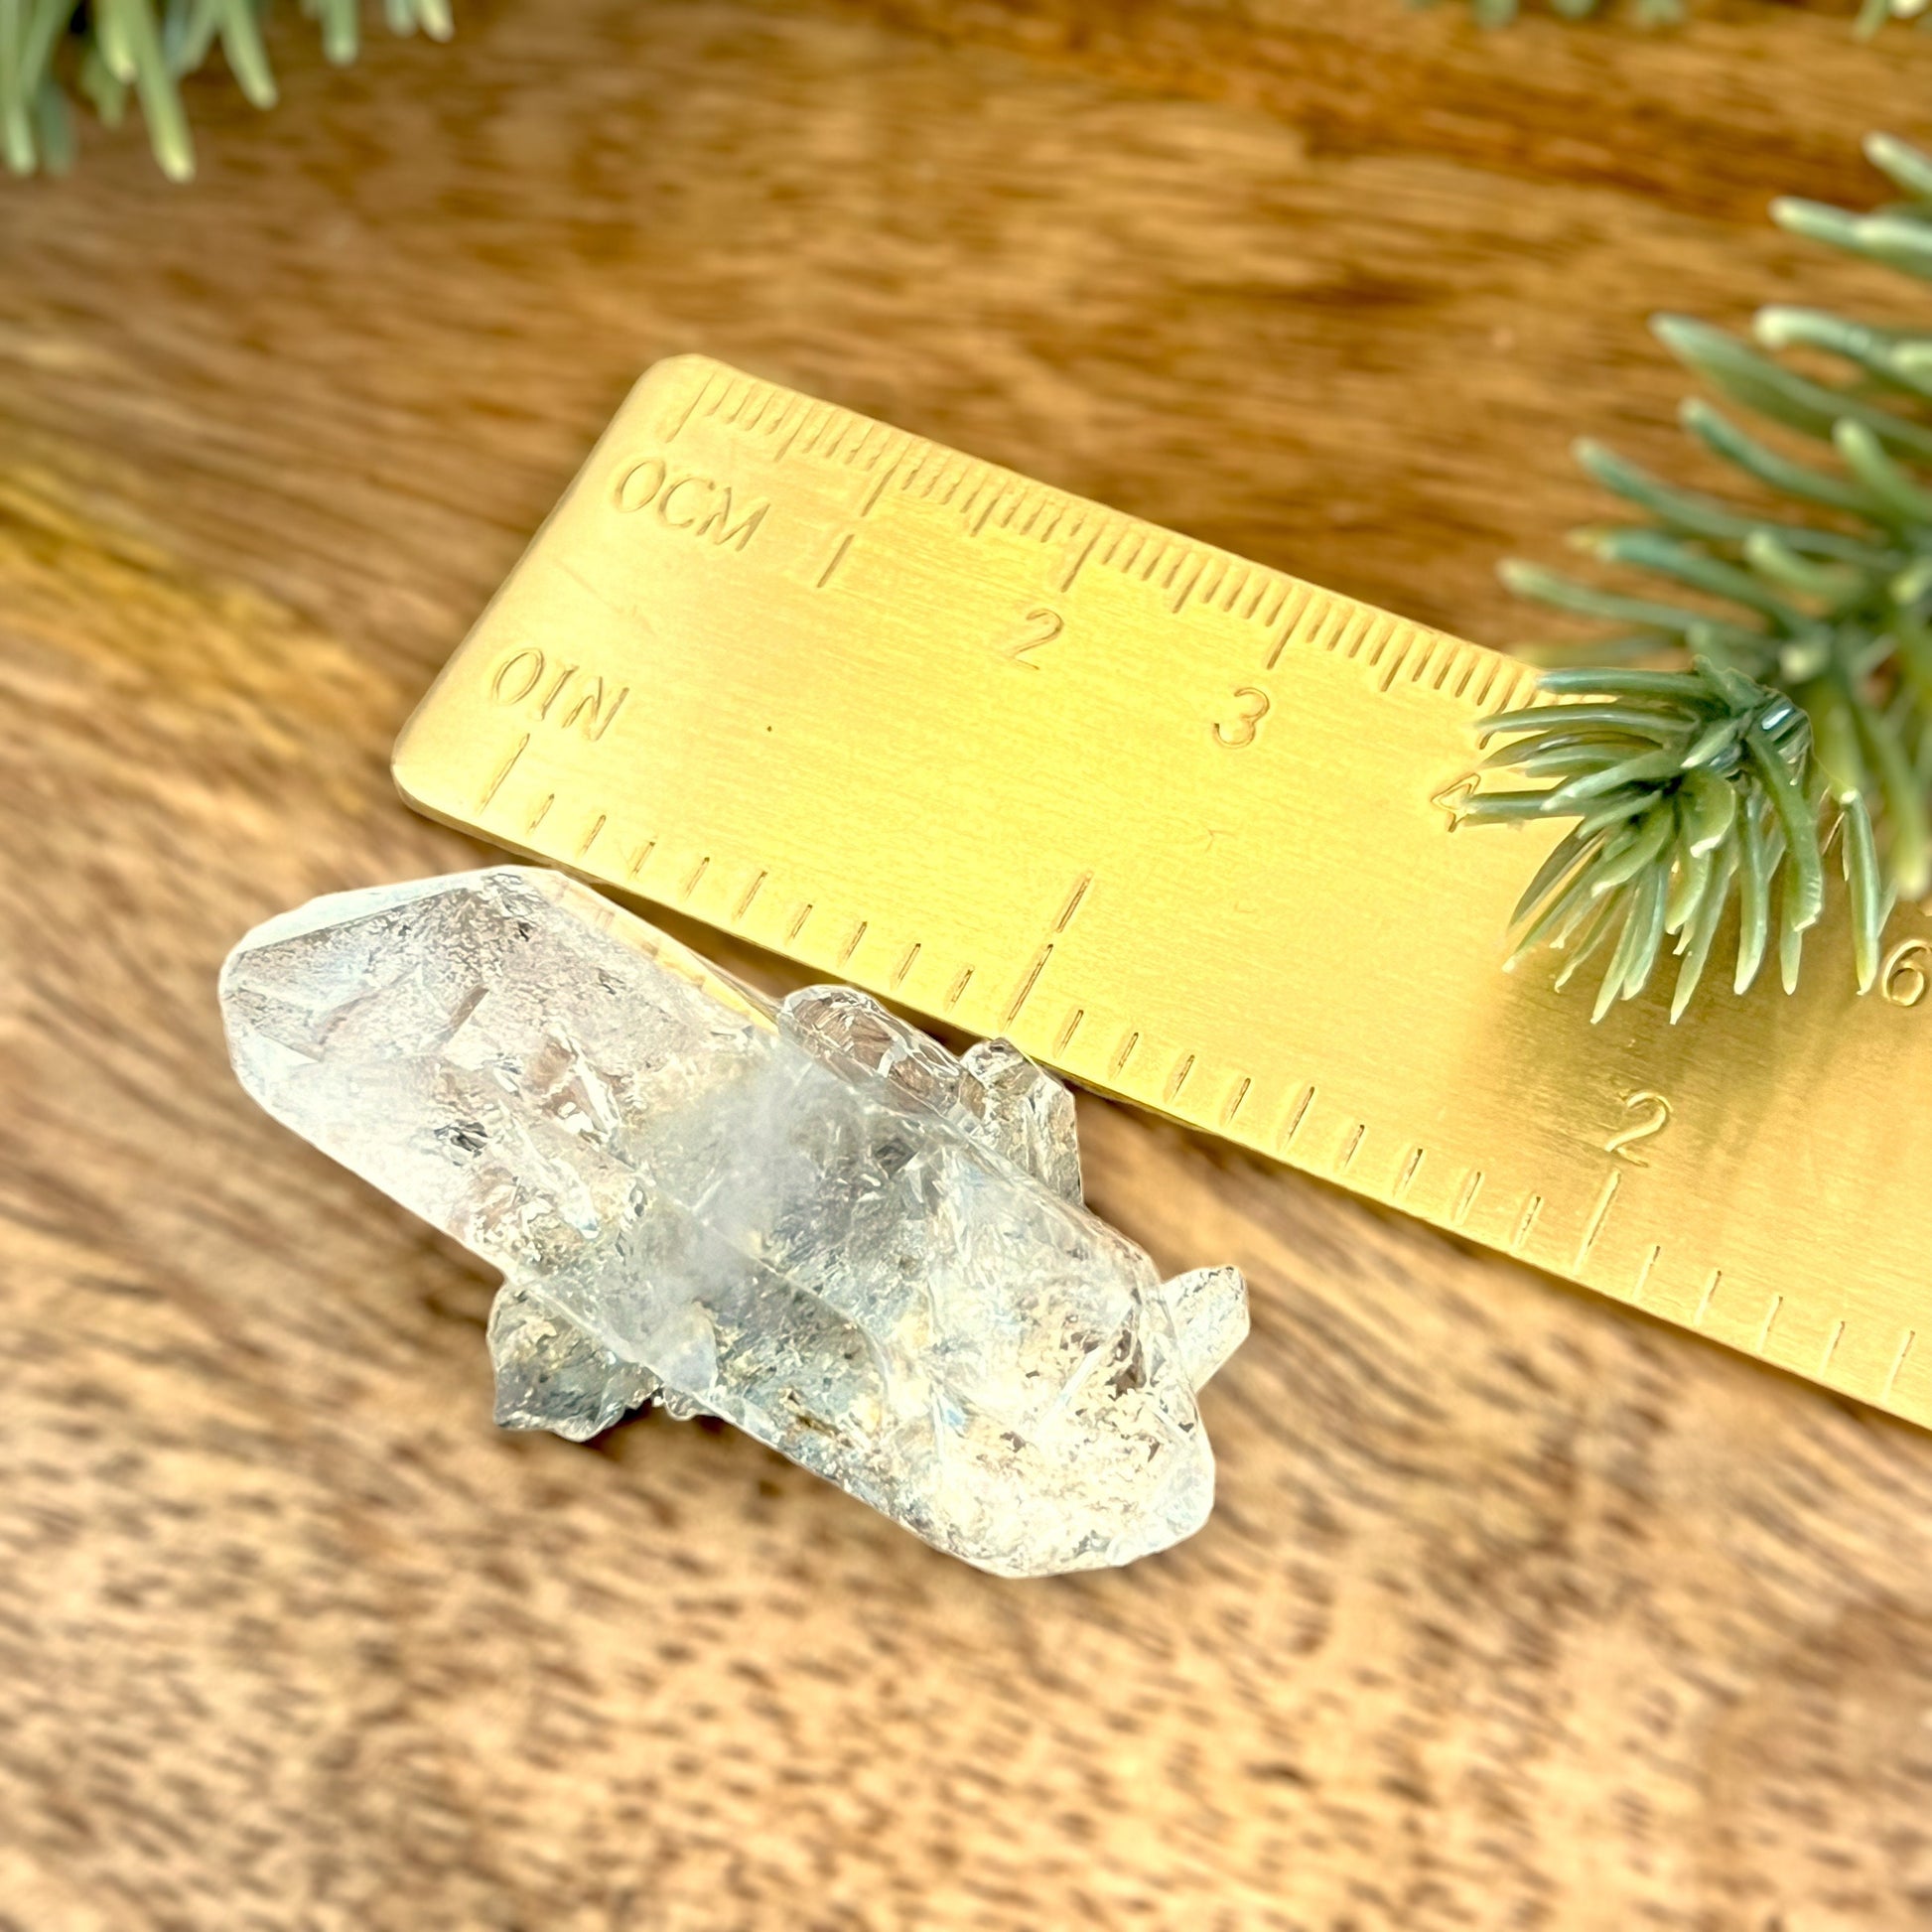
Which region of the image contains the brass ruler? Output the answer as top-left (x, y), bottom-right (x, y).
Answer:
top-left (395, 355), bottom-right (1932, 1429)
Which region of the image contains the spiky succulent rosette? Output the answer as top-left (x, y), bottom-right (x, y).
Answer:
top-left (1470, 133), bottom-right (1932, 1021)
top-left (2, 0), bottom-right (452, 182)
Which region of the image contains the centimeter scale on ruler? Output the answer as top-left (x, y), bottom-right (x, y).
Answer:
top-left (395, 355), bottom-right (1932, 1431)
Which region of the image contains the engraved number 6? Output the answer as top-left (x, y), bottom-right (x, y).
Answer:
top-left (1605, 1090), bottom-right (1672, 1167)
top-left (1213, 686), bottom-right (1272, 749)
top-left (1882, 937), bottom-right (1930, 1009)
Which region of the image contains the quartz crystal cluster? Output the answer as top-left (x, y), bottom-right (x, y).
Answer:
top-left (219, 868), bottom-right (1247, 1577)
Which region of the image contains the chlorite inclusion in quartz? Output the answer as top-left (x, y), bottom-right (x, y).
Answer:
top-left (219, 868), bottom-right (1247, 1577)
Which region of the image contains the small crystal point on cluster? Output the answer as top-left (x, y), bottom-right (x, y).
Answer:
top-left (219, 868), bottom-right (1248, 1577)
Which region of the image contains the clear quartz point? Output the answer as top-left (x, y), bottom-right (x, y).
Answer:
top-left (489, 1281), bottom-right (661, 1441)
top-left (219, 867), bottom-right (1248, 1578)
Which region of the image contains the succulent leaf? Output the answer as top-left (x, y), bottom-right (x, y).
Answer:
top-left (2, 0), bottom-right (453, 179)
top-left (1471, 146), bottom-right (1932, 1019)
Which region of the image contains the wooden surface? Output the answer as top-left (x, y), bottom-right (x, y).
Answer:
top-left (6, 5), bottom-right (1932, 1926)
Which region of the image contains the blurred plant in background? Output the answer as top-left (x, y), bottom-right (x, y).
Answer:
top-left (1465, 135), bottom-right (1932, 1021)
top-left (1420, 0), bottom-right (1924, 29)
top-left (2, 0), bottom-right (451, 181)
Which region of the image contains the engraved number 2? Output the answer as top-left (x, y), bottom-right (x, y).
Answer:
top-left (1005, 607), bottom-right (1063, 667)
top-left (1605, 1090), bottom-right (1672, 1167)
top-left (1213, 686), bottom-right (1272, 749)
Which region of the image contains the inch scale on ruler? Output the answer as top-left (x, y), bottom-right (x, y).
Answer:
top-left (395, 354), bottom-right (1932, 1430)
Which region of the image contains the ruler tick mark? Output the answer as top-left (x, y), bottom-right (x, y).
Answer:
top-left (525, 793), bottom-right (555, 833)
top-left (1112, 1031), bottom-right (1141, 1075)
top-left (664, 371), bottom-right (714, 444)
top-left (770, 402), bottom-right (807, 464)
top-left (576, 814), bottom-right (607, 860)
top-left (1754, 1294), bottom-right (1783, 1354)
top-left (682, 856), bottom-right (710, 900)
top-left (1055, 1007), bottom-right (1085, 1052)
top-left (626, 840), bottom-right (656, 881)
top-left (1339, 1123), bottom-right (1367, 1172)
top-left (734, 870), bottom-right (768, 921)
top-left (1631, 1244), bottom-right (1661, 1304)
top-left (1054, 873), bottom-right (1094, 933)
top-left (1005, 945), bottom-right (1052, 1026)
top-left (1451, 1170), bottom-right (1484, 1227)
top-left (859, 447), bottom-right (903, 514)
top-left (1166, 1053), bottom-right (1196, 1101)
top-left (786, 902), bottom-right (813, 943)
top-left (1395, 1147), bottom-right (1426, 1199)
top-left (816, 532), bottom-right (855, 589)
top-left (1057, 530), bottom-right (1102, 593)
top-left (1377, 633), bottom-right (1414, 692)
top-left (1511, 1193), bottom-right (1543, 1253)
top-left (1222, 1076), bottom-right (1252, 1125)
top-left (1575, 1172), bottom-right (1621, 1270)
top-left (480, 735), bottom-right (530, 811)
top-left (892, 942), bottom-right (920, 989)
top-left (839, 920), bottom-right (868, 967)
top-left (1820, 1318), bottom-right (1846, 1374)
top-left (1168, 557), bottom-right (1205, 612)
top-left (944, 965), bottom-right (975, 1010)
top-left (1693, 1268), bottom-right (1723, 1326)
top-left (1885, 1327), bottom-right (1917, 1397)
top-left (1281, 1085), bottom-right (1316, 1150)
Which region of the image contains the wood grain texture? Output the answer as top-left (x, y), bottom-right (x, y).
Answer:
top-left (5, 4), bottom-right (1932, 1926)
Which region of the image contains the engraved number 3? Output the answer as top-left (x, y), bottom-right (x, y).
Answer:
top-left (1213, 686), bottom-right (1272, 749)
top-left (1605, 1090), bottom-right (1672, 1167)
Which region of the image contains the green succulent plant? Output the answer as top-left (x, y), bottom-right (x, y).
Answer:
top-left (1, 0), bottom-right (452, 182)
top-left (1463, 133), bottom-right (1932, 1020)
